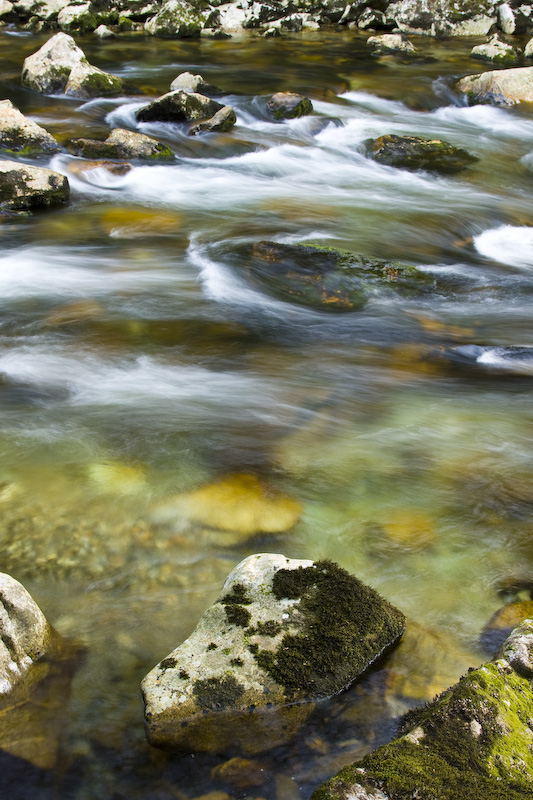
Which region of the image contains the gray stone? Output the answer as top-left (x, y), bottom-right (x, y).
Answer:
top-left (169, 71), bottom-right (222, 94)
top-left (457, 65), bottom-right (533, 104)
top-left (188, 105), bottom-right (237, 134)
top-left (471, 33), bottom-right (520, 63)
top-left (367, 32), bottom-right (417, 53)
top-left (136, 90), bottom-right (224, 123)
top-left (267, 91), bottom-right (313, 120)
top-left (0, 573), bottom-right (53, 694)
top-left (64, 60), bottom-right (122, 98)
top-left (70, 128), bottom-right (174, 160)
top-left (141, 553), bottom-right (405, 754)
top-left (144, 0), bottom-right (206, 37)
top-left (21, 32), bottom-right (86, 94)
top-left (498, 618), bottom-right (533, 677)
top-left (0, 99), bottom-right (61, 154)
top-left (57, 1), bottom-right (97, 31)
top-left (0, 161), bottom-right (70, 211)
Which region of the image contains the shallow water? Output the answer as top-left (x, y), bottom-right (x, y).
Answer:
top-left (2, 25), bottom-right (533, 800)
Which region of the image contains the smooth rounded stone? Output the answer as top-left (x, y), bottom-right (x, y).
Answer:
top-left (471, 33), bottom-right (520, 64)
top-left (188, 105), bottom-right (236, 135)
top-left (170, 71), bottom-right (222, 95)
top-left (480, 600), bottom-right (533, 654)
top-left (457, 65), bottom-right (533, 104)
top-left (144, 0), bottom-right (206, 37)
top-left (0, 0), bottom-right (13, 17)
top-left (0, 573), bottom-right (53, 694)
top-left (0, 161), bottom-right (70, 211)
top-left (313, 622), bottom-right (533, 800)
top-left (64, 60), bottom-right (122, 98)
top-left (367, 32), bottom-right (417, 54)
top-left (70, 128), bottom-right (174, 160)
top-left (267, 91), bottom-right (313, 120)
top-left (57, 1), bottom-right (97, 32)
top-left (136, 90), bottom-right (224, 123)
top-left (94, 23), bottom-right (115, 36)
top-left (141, 554), bottom-right (405, 754)
top-left (0, 99), bottom-right (61, 155)
top-left (245, 241), bottom-right (431, 312)
top-left (21, 31), bottom-right (85, 93)
top-left (152, 472), bottom-right (302, 537)
top-left (497, 1), bottom-right (532, 33)
top-left (365, 134), bottom-right (477, 173)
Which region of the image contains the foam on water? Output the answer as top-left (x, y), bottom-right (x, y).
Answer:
top-left (474, 225), bottom-right (533, 268)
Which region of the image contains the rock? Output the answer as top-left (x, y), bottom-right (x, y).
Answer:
top-left (57, 1), bottom-right (97, 32)
top-left (244, 241), bottom-right (432, 312)
top-left (365, 134), bottom-right (477, 173)
top-left (525, 35), bottom-right (533, 56)
top-left (211, 756), bottom-right (269, 790)
top-left (153, 472), bottom-right (302, 537)
top-left (457, 65), bottom-right (533, 104)
top-left (66, 159), bottom-right (132, 176)
top-left (136, 90), bottom-right (225, 123)
top-left (13, 0), bottom-right (69, 21)
top-left (188, 105), bottom-right (236, 134)
top-left (70, 128), bottom-right (174, 160)
top-left (170, 71), bottom-right (222, 94)
top-left (0, 161), bottom-right (70, 211)
top-left (141, 554), bottom-right (405, 753)
top-left (386, 0), bottom-right (497, 35)
top-left (0, 0), bottom-right (13, 18)
top-left (94, 22), bottom-right (115, 36)
top-left (357, 8), bottom-right (395, 28)
top-left (267, 91), bottom-right (313, 120)
top-left (0, 99), bottom-right (61, 155)
top-left (144, 0), bottom-right (206, 37)
top-left (497, 1), bottom-right (531, 33)
top-left (471, 33), bottom-right (520, 63)
top-left (480, 600), bottom-right (533, 654)
top-left (312, 619), bottom-right (533, 800)
top-left (367, 32), bottom-right (417, 54)
top-left (21, 31), bottom-right (122, 97)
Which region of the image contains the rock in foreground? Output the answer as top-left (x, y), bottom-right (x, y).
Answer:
top-left (245, 241), bottom-right (432, 311)
top-left (0, 99), bottom-right (61, 155)
top-left (365, 134), bottom-right (477, 173)
top-left (142, 554), bottom-right (405, 754)
top-left (0, 161), bottom-right (70, 211)
top-left (457, 66), bottom-right (533, 105)
top-left (136, 90), bottom-right (225, 123)
top-left (312, 619), bottom-right (533, 800)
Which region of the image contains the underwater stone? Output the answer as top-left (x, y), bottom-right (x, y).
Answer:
top-left (0, 99), bottom-right (61, 154)
top-left (267, 91), bottom-right (313, 119)
top-left (365, 134), bottom-right (477, 173)
top-left (312, 621), bottom-right (533, 800)
top-left (141, 553), bottom-right (405, 754)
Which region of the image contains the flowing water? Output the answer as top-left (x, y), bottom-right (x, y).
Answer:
top-left (2, 25), bottom-right (533, 800)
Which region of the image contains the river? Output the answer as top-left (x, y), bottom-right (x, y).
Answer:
top-left (1, 25), bottom-right (533, 800)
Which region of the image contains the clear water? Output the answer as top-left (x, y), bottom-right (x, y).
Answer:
top-left (2, 26), bottom-right (533, 800)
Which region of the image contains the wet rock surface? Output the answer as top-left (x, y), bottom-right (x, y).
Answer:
top-left (457, 65), bottom-right (533, 105)
top-left (470, 33), bottom-right (520, 64)
top-left (70, 127), bottom-right (174, 160)
top-left (141, 554), bottom-right (405, 754)
top-left (365, 134), bottom-right (477, 173)
top-left (0, 161), bottom-right (70, 211)
top-left (136, 89), bottom-right (225, 123)
top-left (0, 99), bottom-right (61, 155)
top-left (267, 91), bottom-right (313, 119)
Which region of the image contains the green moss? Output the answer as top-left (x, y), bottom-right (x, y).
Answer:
top-left (77, 70), bottom-right (122, 97)
top-left (221, 584), bottom-right (251, 605)
top-left (159, 656), bottom-right (177, 670)
top-left (207, 642), bottom-right (218, 651)
top-left (178, 669), bottom-right (189, 680)
top-left (225, 604), bottom-right (251, 627)
top-left (230, 657), bottom-right (243, 667)
top-left (255, 620), bottom-right (282, 637)
top-left (192, 674), bottom-right (245, 711)
top-left (255, 560), bottom-right (405, 697)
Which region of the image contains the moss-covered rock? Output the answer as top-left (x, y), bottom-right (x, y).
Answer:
top-left (188, 105), bottom-right (236, 134)
top-left (64, 59), bottom-right (122, 98)
top-left (0, 161), bottom-right (70, 211)
top-left (365, 134), bottom-right (477, 173)
top-left (312, 619), bottom-right (533, 800)
top-left (0, 99), bottom-right (61, 155)
top-left (267, 91), bottom-right (313, 120)
top-left (136, 89), bottom-right (224, 123)
top-left (141, 554), bottom-right (405, 754)
top-left (57, 1), bottom-right (97, 32)
top-left (244, 241), bottom-right (432, 311)
top-left (70, 128), bottom-right (174, 160)
top-left (470, 34), bottom-right (520, 65)
top-left (144, 0), bottom-right (206, 37)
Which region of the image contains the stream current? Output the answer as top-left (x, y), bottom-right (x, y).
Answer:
top-left (2, 26), bottom-right (533, 800)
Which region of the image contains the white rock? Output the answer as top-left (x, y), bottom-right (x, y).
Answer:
top-left (21, 31), bottom-right (85, 93)
top-left (0, 161), bottom-right (70, 211)
top-left (0, 0), bottom-right (13, 17)
top-left (0, 99), bottom-right (61, 153)
top-left (94, 22), bottom-right (115, 37)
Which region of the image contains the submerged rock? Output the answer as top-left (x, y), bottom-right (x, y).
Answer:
top-left (136, 90), bottom-right (225, 123)
top-left (457, 66), bottom-right (533, 105)
top-left (471, 33), bottom-right (520, 64)
top-left (367, 33), bottom-right (417, 54)
top-left (244, 241), bottom-right (432, 311)
top-left (70, 128), bottom-right (174, 160)
top-left (365, 134), bottom-right (477, 173)
top-left (21, 31), bottom-right (122, 97)
top-left (188, 105), bottom-right (237, 134)
top-left (141, 553), bottom-right (405, 753)
top-left (0, 161), bottom-right (70, 211)
top-left (0, 99), bottom-right (61, 155)
top-left (267, 92), bottom-right (313, 120)
top-left (312, 619), bottom-right (533, 800)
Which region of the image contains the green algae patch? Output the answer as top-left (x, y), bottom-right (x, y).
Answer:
top-left (255, 560), bottom-right (405, 697)
top-left (245, 241), bottom-right (432, 312)
top-left (192, 675), bottom-right (245, 711)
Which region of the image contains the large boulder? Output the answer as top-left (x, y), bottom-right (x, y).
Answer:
top-left (21, 32), bottom-right (122, 97)
top-left (0, 161), bottom-right (70, 211)
top-left (144, 0), bottom-right (206, 37)
top-left (136, 90), bottom-right (225, 123)
top-left (364, 134), bottom-right (477, 173)
top-left (141, 554), bottom-right (405, 754)
top-left (242, 241), bottom-right (432, 311)
top-left (267, 91), bottom-right (313, 120)
top-left (312, 619), bottom-right (533, 800)
top-left (70, 128), bottom-right (174, 160)
top-left (457, 66), bottom-right (533, 105)
top-left (0, 99), bottom-right (61, 154)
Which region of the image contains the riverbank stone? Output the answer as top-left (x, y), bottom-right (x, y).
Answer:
top-left (245, 241), bottom-right (432, 311)
top-left (0, 99), bottom-right (61, 155)
top-left (471, 33), bottom-right (520, 64)
top-left (136, 90), bottom-right (225, 123)
top-left (70, 128), bottom-right (174, 160)
top-left (144, 0), bottom-right (206, 36)
top-left (0, 161), bottom-right (70, 211)
top-left (312, 619), bottom-right (533, 800)
top-left (457, 65), bottom-right (533, 104)
top-left (141, 553), bottom-right (405, 753)
top-left (21, 31), bottom-right (122, 96)
top-left (267, 91), bottom-right (313, 119)
top-left (57, 1), bottom-right (97, 32)
top-left (364, 134), bottom-right (477, 173)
